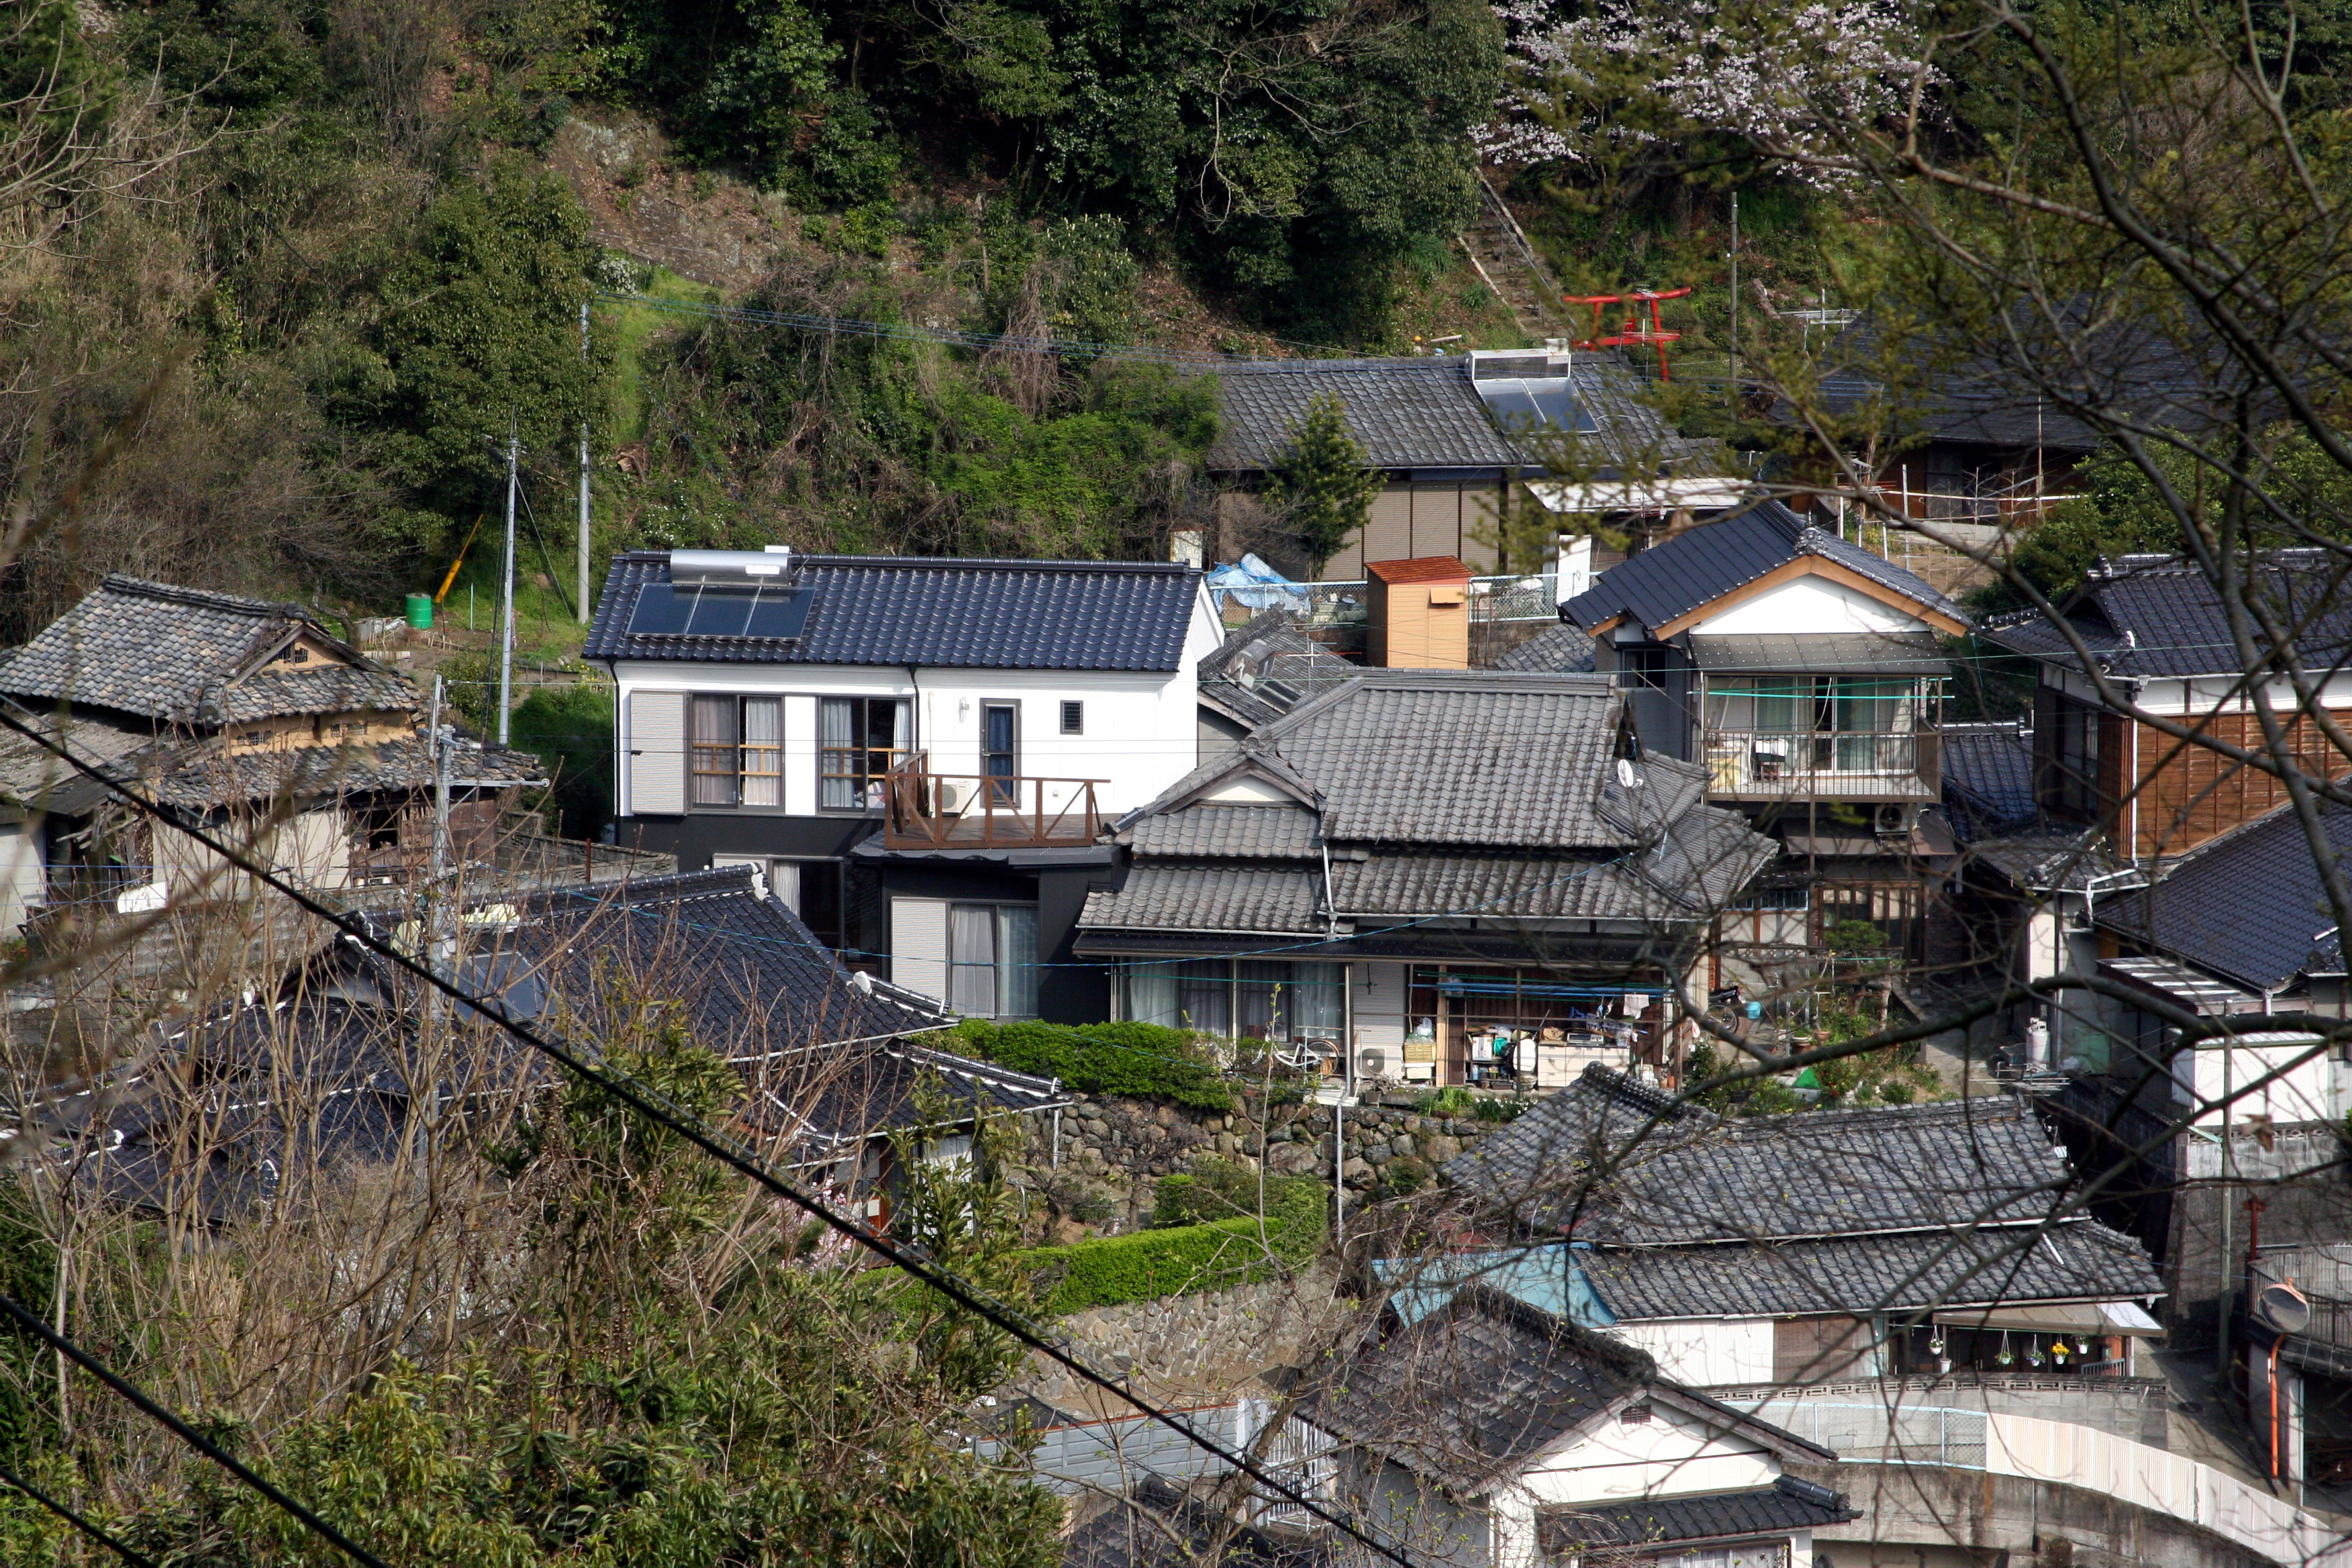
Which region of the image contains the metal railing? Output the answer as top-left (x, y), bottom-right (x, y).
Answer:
top-left (883, 754), bottom-right (1104, 850)
top-left (1703, 730), bottom-right (1939, 795)
top-left (1265, 573), bottom-right (1577, 627)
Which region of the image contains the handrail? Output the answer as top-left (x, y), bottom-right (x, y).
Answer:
top-left (883, 754), bottom-right (1104, 849)
top-left (1702, 729), bottom-right (1939, 793)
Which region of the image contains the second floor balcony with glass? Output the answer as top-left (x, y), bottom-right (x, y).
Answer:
top-left (1700, 673), bottom-right (1943, 802)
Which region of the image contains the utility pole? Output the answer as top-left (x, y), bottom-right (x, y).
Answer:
top-left (1728, 189), bottom-right (1739, 409)
top-left (577, 301), bottom-right (591, 625)
top-left (499, 422), bottom-right (518, 746)
top-left (424, 675), bottom-right (451, 1036)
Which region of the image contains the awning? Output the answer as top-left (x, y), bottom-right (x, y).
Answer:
top-left (2098, 955), bottom-right (2258, 1017)
top-left (1690, 632), bottom-right (1949, 677)
top-left (1930, 1300), bottom-right (2165, 1336)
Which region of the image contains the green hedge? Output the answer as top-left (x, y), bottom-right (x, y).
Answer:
top-left (949, 1019), bottom-right (1232, 1112)
top-left (1022, 1190), bottom-right (1325, 1313)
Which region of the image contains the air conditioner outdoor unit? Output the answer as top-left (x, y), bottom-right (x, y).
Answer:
top-left (1875, 803), bottom-right (1915, 836)
top-left (934, 779), bottom-right (972, 812)
top-left (1356, 1047), bottom-right (1388, 1077)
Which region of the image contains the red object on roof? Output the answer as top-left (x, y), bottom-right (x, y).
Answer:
top-left (1560, 287), bottom-right (1693, 381)
top-left (1367, 556), bottom-right (1473, 584)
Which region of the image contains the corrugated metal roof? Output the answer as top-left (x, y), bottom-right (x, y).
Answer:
top-left (586, 553), bottom-right (1203, 671)
top-left (1541, 1477), bottom-right (1858, 1555)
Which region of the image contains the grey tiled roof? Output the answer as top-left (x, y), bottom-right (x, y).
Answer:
top-left (0, 575), bottom-right (379, 723)
top-left (1562, 499), bottom-right (1967, 634)
top-left (1486, 622), bottom-right (1598, 673)
top-left (1442, 1067), bottom-right (2075, 1242)
top-left (586, 553), bottom-right (1203, 671)
top-left (1208, 359), bottom-right (1526, 470)
top-left (216, 668), bottom-right (418, 722)
top-left (146, 735), bottom-right (542, 809)
top-left (1941, 722), bottom-right (2038, 843)
top-left (1205, 354), bottom-right (1687, 473)
top-left (1080, 865), bottom-right (1325, 935)
top-left (0, 705), bottom-right (155, 814)
top-left (1581, 1221), bottom-right (2162, 1321)
top-left (1195, 611), bottom-right (1361, 730)
top-left (1539, 1476), bottom-right (1857, 1555)
top-left (1326, 809), bottom-right (1776, 921)
top-left (1126, 803), bottom-right (1322, 860)
top-left (1299, 1287), bottom-right (1659, 1496)
top-left (1982, 550), bottom-right (2352, 678)
top-left (1963, 829), bottom-right (2136, 894)
top-left (2099, 801), bottom-right (2352, 992)
top-left (1246, 672), bottom-right (1637, 850)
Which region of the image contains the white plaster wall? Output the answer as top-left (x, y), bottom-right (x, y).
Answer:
top-left (2126, 671), bottom-right (2352, 716)
top-left (1613, 1319), bottom-right (1775, 1387)
top-left (1351, 961), bottom-right (1408, 1078)
top-left (2192, 1038), bottom-right (2341, 1128)
top-left (611, 660), bottom-right (1200, 816)
top-left (1689, 575), bottom-right (1929, 637)
top-left (1519, 1403), bottom-right (1779, 1506)
top-left (0, 821), bottom-right (42, 939)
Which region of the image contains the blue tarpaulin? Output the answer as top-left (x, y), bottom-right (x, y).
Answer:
top-left (1204, 553), bottom-right (1310, 612)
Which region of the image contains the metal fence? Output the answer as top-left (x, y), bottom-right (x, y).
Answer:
top-left (1259, 573), bottom-right (1573, 626)
top-left (1727, 1399), bottom-right (1989, 1469)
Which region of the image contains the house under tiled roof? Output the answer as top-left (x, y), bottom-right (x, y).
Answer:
top-left (1081, 673), bottom-right (1779, 952)
top-left (1941, 720), bottom-right (2039, 843)
top-left (1539, 1475), bottom-right (1858, 1559)
top-left (1299, 1286), bottom-right (1835, 1498)
top-left (0, 575), bottom-right (405, 724)
top-left (1982, 550), bottom-right (2352, 679)
top-left (1484, 622), bottom-right (1597, 673)
top-left (1442, 1065), bottom-right (2077, 1242)
top-left (1562, 497), bottom-right (1969, 636)
top-left (2098, 799), bottom-right (2352, 994)
top-left (586, 552), bottom-right (1205, 670)
top-left (1195, 609), bottom-right (1361, 730)
top-left (1205, 352), bottom-right (1713, 476)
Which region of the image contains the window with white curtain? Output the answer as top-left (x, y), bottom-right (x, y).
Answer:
top-left (820, 696), bottom-right (912, 810)
top-left (948, 903), bottom-right (1039, 1018)
top-left (689, 695), bottom-right (782, 809)
top-left (1118, 959), bottom-right (1343, 1040)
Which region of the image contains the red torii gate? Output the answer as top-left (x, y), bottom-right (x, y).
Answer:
top-left (1559, 287), bottom-right (1693, 381)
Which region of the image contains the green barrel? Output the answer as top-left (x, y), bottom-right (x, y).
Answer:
top-left (404, 593), bottom-right (434, 630)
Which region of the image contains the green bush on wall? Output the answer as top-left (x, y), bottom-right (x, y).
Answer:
top-left (950, 1019), bottom-right (1232, 1112)
top-left (1022, 1187), bottom-right (1325, 1314)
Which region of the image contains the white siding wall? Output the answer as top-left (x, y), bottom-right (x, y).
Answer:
top-left (1613, 1319), bottom-right (1777, 1387)
top-left (610, 661), bottom-right (1200, 817)
top-left (2191, 1038), bottom-right (2344, 1128)
top-left (1516, 1400), bottom-right (1781, 1507)
top-left (1689, 574), bottom-right (1930, 636)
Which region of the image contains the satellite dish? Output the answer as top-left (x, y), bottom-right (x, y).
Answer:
top-left (2257, 1280), bottom-right (2313, 1335)
top-left (1616, 758), bottom-right (1640, 788)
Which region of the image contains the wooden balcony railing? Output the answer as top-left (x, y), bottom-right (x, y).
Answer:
top-left (883, 754), bottom-right (1104, 850)
top-left (1704, 730), bottom-right (1941, 800)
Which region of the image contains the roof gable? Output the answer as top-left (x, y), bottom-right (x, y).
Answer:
top-left (587, 553), bottom-right (1206, 671)
top-left (1562, 500), bottom-right (1968, 637)
top-left (1984, 550), bottom-right (2352, 678)
top-left (0, 575), bottom-right (388, 724)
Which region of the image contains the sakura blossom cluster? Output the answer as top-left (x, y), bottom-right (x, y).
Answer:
top-left (1473, 0), bottom-right (1932, 185)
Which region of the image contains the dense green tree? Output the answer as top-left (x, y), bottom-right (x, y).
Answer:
top-left (1267, 392), bottom-right (1379, 574)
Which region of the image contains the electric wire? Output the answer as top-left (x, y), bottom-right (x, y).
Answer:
top-left (0, 1457), bottom-right (158, 1568)
top-left (0, 703), bottom-right (1424, 1568)
top-left (0, 1291), bottom-right (390, 1568)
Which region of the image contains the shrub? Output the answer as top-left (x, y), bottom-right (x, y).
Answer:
top-left (950, 1019), bottom-right (1231, 1112)
top-left (1022, 1185), bottom-right (1324, 1313)
top-left (1416, 1086), bottom-right (1476, 1118)
top-left (1152, 1157), bottom-right (1322, 1228)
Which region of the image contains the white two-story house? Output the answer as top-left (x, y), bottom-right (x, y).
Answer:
top-left (587, 549), bottom-right (1222, 1022)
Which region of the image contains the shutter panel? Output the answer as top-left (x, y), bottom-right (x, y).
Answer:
top-left (628, 691), bottom-right (687, 816)
top-left (891, 896), bottom-right (950, 1002)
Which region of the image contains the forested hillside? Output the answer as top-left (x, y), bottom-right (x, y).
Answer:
top-left (0, 0), bottom-right (1514, 636)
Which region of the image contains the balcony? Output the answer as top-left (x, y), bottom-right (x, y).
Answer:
top-left (1703, 730), bottom-right (1941, 801)
top-left (883, 754), bottom-right (1104, 851)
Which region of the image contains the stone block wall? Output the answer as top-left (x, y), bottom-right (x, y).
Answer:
top-left (1010, 1089), bottom-right (1511, 1239)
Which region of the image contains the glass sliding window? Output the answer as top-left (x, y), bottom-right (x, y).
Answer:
top-left (946, 903), bottom-right (1040, 1018)
top-left (690, 695), bottom-right (740, 807)
top-left (982, 703), bottom-right (1018, 803)
top-left (948, 905), bottom-right (998, 1016)
top-left (1115, 959), bottom-right (1343, 1042)
top-left (1832, 679), bottom-right (1908, 772)
top-left (740, 697), bottom-right (782, 806)
top-left (820, 697), bottom-right (912, 810)
top-left (1122, 961), bottom-right (1181, 1028)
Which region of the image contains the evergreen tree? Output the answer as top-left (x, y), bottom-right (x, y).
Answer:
top-left (1269, 393), bottom-right (1380, 575)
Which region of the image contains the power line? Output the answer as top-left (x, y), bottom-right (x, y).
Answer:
top-left (0, 1458), bottom-right (159, 1568)
top-left (0, 1291), bottom-right (389, 1568)
top-left (0, 705), bottom-right (1424, 1568)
